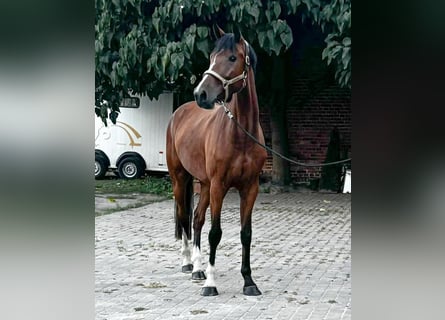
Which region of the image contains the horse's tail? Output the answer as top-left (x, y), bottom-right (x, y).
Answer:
top-left (174, 177), bottom-right (194, 240)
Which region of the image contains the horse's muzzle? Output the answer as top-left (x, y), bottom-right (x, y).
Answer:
top-left (194, 88), bottom-right (214, 110)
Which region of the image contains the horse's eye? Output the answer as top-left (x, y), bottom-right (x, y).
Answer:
top-left (229, 55), bottom-right (236, 62)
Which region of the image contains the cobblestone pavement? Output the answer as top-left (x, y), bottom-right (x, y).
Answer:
top-left (95, 191), bottom-right (351, 320)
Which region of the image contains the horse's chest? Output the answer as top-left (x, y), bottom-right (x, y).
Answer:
top-left (229, 154), bottom-right (261, 180)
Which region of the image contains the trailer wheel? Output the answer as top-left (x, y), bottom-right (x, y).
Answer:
top-left (95, 154), bottom-right (108, 179)
top-left (118, 157), bottom-right (144, 179)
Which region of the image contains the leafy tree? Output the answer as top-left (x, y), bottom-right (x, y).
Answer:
top-left (96, 0), bottom-right (350, 118)
top-left (95, 0), bottom-right (351, 184)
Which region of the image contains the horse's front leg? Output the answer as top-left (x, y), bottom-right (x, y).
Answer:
top-left (201, 182), bottom-right (226, 296)
top-left (239, 182), bottom-right (262, 296)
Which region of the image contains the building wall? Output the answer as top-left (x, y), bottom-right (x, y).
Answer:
top-left (259, 77), bottom-right (351, 184)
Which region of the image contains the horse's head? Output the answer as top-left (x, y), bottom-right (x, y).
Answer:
top-left (193, 27), bottom-right (256, 109)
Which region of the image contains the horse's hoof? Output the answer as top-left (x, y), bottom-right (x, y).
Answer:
top-left (192, 271), bottom-right (206, 280)
top-left (201, 286), bottom-right (218, 296)
top-left (243, 285), bottom-right (262, 296)
top-left (182, 264), bottom-right (193, 273)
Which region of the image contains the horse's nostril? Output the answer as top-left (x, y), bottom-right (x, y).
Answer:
top-left (199, 91), bottom-right (207, 102)
top-left (194, 89), bottom-right (207, 105)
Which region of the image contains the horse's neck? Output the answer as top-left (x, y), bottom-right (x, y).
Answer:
top-left (231, 70), bottom-right (260, 139)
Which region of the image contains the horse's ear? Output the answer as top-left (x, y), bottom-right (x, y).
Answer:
top-left (234, 28), bottom-right (244, 44)
top-left (215, 24), bottom-right (225, 38)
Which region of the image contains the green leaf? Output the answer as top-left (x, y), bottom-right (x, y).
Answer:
top-left (331, 46), bottom-right (341, 58)
top-left (166, 0), bottom-right (173, 14)
top-left (152, 17), bottom-right (160, 33)
top-left (230, 6), bottom-right (237, 21)
top-left (161, 54), bottom-right (169, 75)
top-left (170, 53), bottom-right (178, 67)
top-left (258, 31), bottom-right (267, 48)
top-left (185, 34), bottom-right (195, 53)
top-left (247, 5), bottom-right (260, 23)
top-left (110, 110), bottom-right (119, 124)
top-left (146, 59), bottom-right (152, 73)
top-left (118, 65), bottom-right (128, 78)
top-left (321, 47), bottom-right (329, 60)
top-left (272, 2), bottom-right (281, 18)
top-left (267, 29), bottom-right (275, 45)
top-left (289, 0), bottom-right (298, 14)
top-left (267, 29), bottom-right (281, 55)
top-left (302, 0), bottom-right (311, 10)
top-left (106, 32), bottom-right (113, 47)
top-left (326, 40), bottom-right (339, 49)
top-left (342, 47), bottom-right (351, 70)
top-left (322, 5), bottom-right (333, 21)
top-left (311, 7), bottom-right (320, 23)
top-left (327, 52), bottom-right (333, 65)
top-left (280, 25), bottom-right (293, 49)
top-left (178, 52), bottom-right (184, 69)
top-left (196, 2), bottom-right (203, 16)
top-left (197, 26), bottom-right (208, 39)
top-left (167, 62), bottom-right (176, 80)
top-left (155, 59), bottom-right (163, 80)
top-left (265, 9), bottom-right (271, 22)
top-left (189, 24), bottom-right (196, 34)
top-left (342, 37), bottom-right (351, 47)
top-left (272, 21), bottom-right (279, 34)
top-left (170, 52), bottom-right (184, 69)
top-left (196, 40), bottom-right (209, 57)
top-left (172, 4), bottom-right (180, 24)
top-left (111, 62), bottom-right (118, 87)
top-left (100, 105), bottom-right (108, 122)
top-left (344, 70), bottom-right (351, 87)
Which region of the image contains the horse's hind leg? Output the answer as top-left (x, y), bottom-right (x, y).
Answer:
top-left (191, 182), bottom-right (209, 280)
top-left (239, 182), bottom-right (262, 296)
top-left (171, 169), bottom-right (194, 273)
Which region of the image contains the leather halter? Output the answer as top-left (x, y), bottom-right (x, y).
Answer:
top-left (203, 42), bottom-right (251, 102)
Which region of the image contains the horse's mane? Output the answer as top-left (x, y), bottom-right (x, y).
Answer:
top-left (213, 34), bottom-right (257, 74)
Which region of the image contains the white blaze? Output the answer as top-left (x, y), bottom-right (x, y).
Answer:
top-left (195, 52), bottom-right (220, 94)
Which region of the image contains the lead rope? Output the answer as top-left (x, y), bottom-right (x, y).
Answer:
top-left (220, 101), bottom-right (352, 168)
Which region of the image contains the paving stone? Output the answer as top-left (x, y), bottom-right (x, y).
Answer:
top-left (96, 192), bottom-right (351, 319)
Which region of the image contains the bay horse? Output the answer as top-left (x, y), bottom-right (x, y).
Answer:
top-left (166, 28), bottom-right (267, 296)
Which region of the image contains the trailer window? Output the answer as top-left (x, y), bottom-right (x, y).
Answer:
top-left (120, 97), bottom-right (140, 108)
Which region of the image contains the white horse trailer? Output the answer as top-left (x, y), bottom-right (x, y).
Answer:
top-left (95, 93), bottom-right (173, 179)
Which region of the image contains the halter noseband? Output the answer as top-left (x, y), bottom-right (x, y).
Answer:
top-left (203, 42), bottom-right (251, 102)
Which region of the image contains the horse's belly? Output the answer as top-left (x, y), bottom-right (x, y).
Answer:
top-left (176, 147), bottom-right (208, 182)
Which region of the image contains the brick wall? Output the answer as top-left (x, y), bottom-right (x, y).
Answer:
top-left (259, 110), bottom-right (273, 174)
top-left (259, 77), bottom-right (351, 184)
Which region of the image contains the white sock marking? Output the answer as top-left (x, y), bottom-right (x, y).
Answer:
top-left (181, 236), bottom-right (192, 266)
top-left (191, 245), bottom-right (203, 272)
top-left (203, 264), bottom-right (216, 288)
